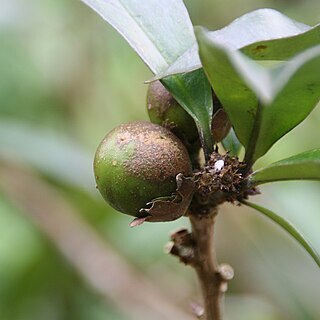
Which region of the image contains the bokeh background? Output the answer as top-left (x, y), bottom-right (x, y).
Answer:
top-left (1, 0), bottom-right (320, 319)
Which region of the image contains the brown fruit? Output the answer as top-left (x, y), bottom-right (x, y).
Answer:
top-left (94, 121), bottom-right (192, 218)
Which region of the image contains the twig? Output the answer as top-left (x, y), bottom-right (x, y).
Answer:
top-left (168, 209), bottom-right (234, 320)
top-left (0, 162), bottom-right (194, 320)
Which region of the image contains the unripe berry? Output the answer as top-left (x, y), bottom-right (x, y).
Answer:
top-left (147, 81), bottom-right (199, 145)
top-left (94, 121), bottom-right (192, 218)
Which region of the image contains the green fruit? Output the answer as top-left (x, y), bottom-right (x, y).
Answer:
top-left (94, 121), bottom-right (192, 217)
top-left (147, 81), bottom-right (199, 145)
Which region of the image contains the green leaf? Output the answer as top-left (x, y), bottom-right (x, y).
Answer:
top-left (195, 30), bottom-right (256, 148)
top-left (221, 128), bottom-right (242, 156)
top-left (208, 8), bottom-right (310, 50)
top-left (250, 149), bottom-right (320, 185)
top-left (196, 27), bottom-right (320, 163)
top-left (162, 70), bottom-right (214, 159)
top-left (82, 0), bottom-right (195, 74)
top-left (243, 200), bottom-right (320, 268)
top-left (242, 24), bottom-right (320, 61)
top-left (152, 11), bottom-right (320, 159)
top-left (82, 0), bottom-right (214, 156)
top-left (153, 8), bottom-right (319, 80)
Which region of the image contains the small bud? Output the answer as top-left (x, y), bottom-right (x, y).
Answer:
top-left (211, 109), bottom-right (231, 142)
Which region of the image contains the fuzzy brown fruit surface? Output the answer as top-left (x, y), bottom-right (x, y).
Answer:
top-left (94, 121), bottom-right (192, 218)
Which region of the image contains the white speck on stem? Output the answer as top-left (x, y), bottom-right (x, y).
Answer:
top-left (214, 160), bottom-right (224, 172)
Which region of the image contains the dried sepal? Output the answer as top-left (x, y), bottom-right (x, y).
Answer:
top-left (130, 174), bottom-right (195, 226)
top-left (193, 152), bottom-right (260, 207)
top-left (166, 228), bottom-right (195, 265)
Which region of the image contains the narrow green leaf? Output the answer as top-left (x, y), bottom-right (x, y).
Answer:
top-left (195, 27), bottom-right (258, 150)
top-left (82, 0), bottom-right (214, 155)
top-left (250, 149), bottom-right (320, 185)
top-left (243, 200), bottom-right (320, 268)
top-left (196, 27), bottom-right (320, 162)
top-left (162, 70), bottom-right (214, 159)
top-left (221, 128), bottom-right (242, 156)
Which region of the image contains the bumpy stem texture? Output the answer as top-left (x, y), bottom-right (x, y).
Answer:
top-left (189, 209), bottom-right (233, 320)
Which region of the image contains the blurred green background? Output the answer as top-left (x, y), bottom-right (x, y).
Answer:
top-left (0, 0), bottom-right (320, 319)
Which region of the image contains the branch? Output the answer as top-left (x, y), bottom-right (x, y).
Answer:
top-left (0, 161), bottom-right (194, 320)
top-left (168, 209), bottom-right (234, 320)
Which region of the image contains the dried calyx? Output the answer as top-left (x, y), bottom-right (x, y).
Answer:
top-left (191, 151), bottom-right (259, 212)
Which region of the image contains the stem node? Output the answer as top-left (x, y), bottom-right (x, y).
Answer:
top-left (169, 209), bottom-right (233, 320)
